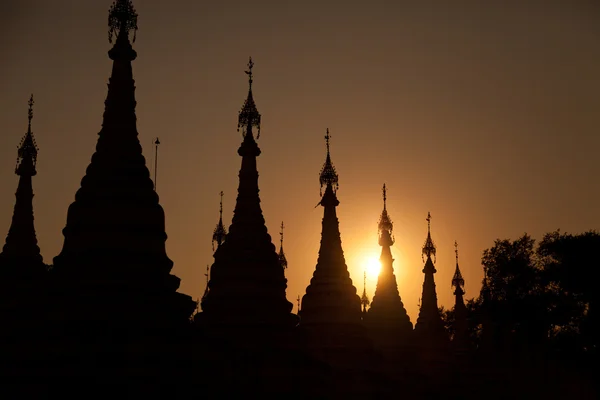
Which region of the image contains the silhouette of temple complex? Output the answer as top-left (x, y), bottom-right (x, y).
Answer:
top-left (0, 1), bottom-right (595, 399)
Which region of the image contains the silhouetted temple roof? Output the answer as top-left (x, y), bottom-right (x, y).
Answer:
top-left (198, 58), bottom-right (294, 329)
top-left (366, 184), bottom-right (413, 345)
top-left (0, 94), bottom-right (45, 276)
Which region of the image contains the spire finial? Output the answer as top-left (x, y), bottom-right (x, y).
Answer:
top-left (319, 128), bottom-right (339, 196)
top-left (427, 212), bottom-right (431, 232)
top-left (246, 57), bottom-right (254, 89)
top-left (297, 295), bottom-right (301, 314)
top-left (278, 221), bottom-right (288, 270)
top-left (237, 57), bottom-right (261, 139)
top-left (452, 240), bottom-right (465, 293)
top-left (212, 191), bottom-right (227, 251)
top-left (422, 212), bottom-right (436, 263)
top-left (455, 240), bottom-right (459, 264)
top-left (108, 0), bottom-right (138, 44)
top-left (27, 94), bottom-right (34, 131)
top-left (16, 94), bottom-right (39, 176)
top-left (219, 190), bottom-right (224, 217)
top-left (378, 183), bottom-right (394, 246)
top-left (360, 269), bottom-right (370, 312)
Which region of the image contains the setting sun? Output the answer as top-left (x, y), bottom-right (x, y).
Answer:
top-left (365, 257), bottom-right (382, 280)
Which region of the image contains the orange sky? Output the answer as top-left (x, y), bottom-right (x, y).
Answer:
top-left (1, 1), bottom-right (599, 321)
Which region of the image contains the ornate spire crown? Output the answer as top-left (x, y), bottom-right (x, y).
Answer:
top-left (452, 240), bottom-right (465, 292)
top-left (319, 129), bottom-right (339, 196)
top-left (361, 270), bottom-right (370, 310)
top-left (237, 57), bottom-right (261, 138)
top-left (278, 221), bottom-right (288, 270)
top-left (212, 191), bottom-right (227, 251)
top-left (422, 212), bottom-right (436, 263)
top-left (378, 183), bottom-right (394, 245)
top-left (16, 94), bottom-right (39, 176)
top-left (108, 0), bottom-right (138, 43)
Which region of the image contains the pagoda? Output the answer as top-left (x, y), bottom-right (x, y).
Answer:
top-left (365, 184), bottom-right (413, 350)
top-left (452, 241), bottom-right (469, 353)
top-left (0, 95), bottom-right (47, 343)
top-left (360, 271), bottom-right (370, 319)
top-left (0, 95), bottom-right (46, 278)
top-left (299, 129), bottom-right (370, 364)
top-left (414, 213), bottom-right (447, 341)
top-left (197, 58), bottom-right (295, 332)
top-left (51, 0), bottom-right (195, 330)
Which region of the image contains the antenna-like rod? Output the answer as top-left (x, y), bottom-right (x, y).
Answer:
top-left (297, 295), bottom-right (301, 314)
top-left (153, 137), bottom-right (160, 190)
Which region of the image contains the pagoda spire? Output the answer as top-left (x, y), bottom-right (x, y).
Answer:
top-left (300, 129), bottom-right (363, 335)
top-left (366, 184), bottom-right (413, 347)
top-left (52, 1), bottom-right (195, 324)
top-left (199, 58), bottom-right (294, 329)
top-left (278, 222), bottom-right (287, 270)
top-left (212, 191), bottom-right (227, 251)
top-left (452, 241), bottom-right (469, 350)
top-left (360, 270), bottom-right (370, 316)
top-left (201, 265), bottom-right (210, 305)
top-left (0, 94), bottom-right (45, 276)
top-left (414, 212), bottom-right (448, 344)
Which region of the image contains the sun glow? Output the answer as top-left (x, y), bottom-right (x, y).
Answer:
top-left (365, 257), bottom-right (381, 280)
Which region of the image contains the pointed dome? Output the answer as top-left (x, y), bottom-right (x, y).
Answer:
top-left (51, 1), bottom-right (195, 326)
top-left (301, 130), bottom-right (361, 326)
top-left (366, 184), bottom-right (413, 348)
top-left (300, 130), bottom-right (371, 370)
top-left (0, 94), bottom-right (45, 276)
top-left (452, 241), bottom-right (469, 353)
top-left (415, 213), bottom-right (448, 345)
top-left (198, 58), bottom-right (295, 329)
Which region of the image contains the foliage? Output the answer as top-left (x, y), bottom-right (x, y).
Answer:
top-left (445, 230), bottom-right (600, 365)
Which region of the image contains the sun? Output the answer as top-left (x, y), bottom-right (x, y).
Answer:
top-left (365, 257), bottom-right (381, 280)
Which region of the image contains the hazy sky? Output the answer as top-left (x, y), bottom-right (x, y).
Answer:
top-left (1, 0), bottom-right (599, 320)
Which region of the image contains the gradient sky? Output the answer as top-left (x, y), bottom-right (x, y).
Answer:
top-left (1, 1), bottom-right (599, 320)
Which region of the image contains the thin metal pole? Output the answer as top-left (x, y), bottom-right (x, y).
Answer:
top-left (154, 137), bottom-right (160, 190)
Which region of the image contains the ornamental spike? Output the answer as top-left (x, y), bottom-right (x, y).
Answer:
top-left (452, 240), bottom-right (465, 293)
top-left (378, 183), bottom-right (394, 246)
top-left (16, 94), bottom-right (39, 176)
top-left (319, 128), bottom-right (339, 195)
top-left (108, 0), bottom-right (138, 44)
top-left (278, 221), bottom-right (288, 270)
top-left (422, 212), bottom-right (436, 263)
top-left (212, 191), bottom-right (227, 251)
top-left (361, 270), bottom-right (370, 311)
top-left (237, 57), bottom-right (261, 139)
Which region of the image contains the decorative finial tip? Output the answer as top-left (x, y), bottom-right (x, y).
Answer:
top-left (27, 94), bottom-right (34, 124)
top-left (237, 57), bottom-right (261, 138)
top-left (455, 240), bottom-right (459, 260)
top-left (319, 128), bottom-right (339, 194)
top-left (108, 0), bottom-right (138, 44)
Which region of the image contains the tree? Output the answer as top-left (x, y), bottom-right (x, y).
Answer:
top-left (537, 230), bottom-right (600, 360)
